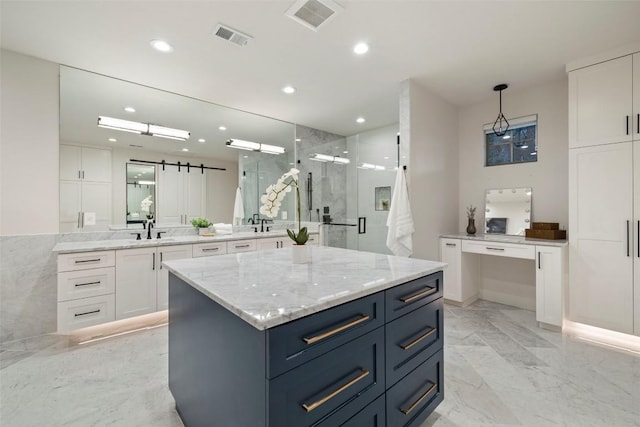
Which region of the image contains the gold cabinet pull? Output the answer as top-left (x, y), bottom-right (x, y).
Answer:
top-left (400, 287), bottom-right (436, 303)
top-left (400, 381), bottom-right (437, 415)
top-left (303, 314), bottom-right (370, 345)
top-left (400, 327), bottom-right (437, 351)
top-left (302, 369), bottom-right (369, 412)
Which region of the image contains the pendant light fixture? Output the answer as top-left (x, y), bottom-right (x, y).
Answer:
top-left (492, 84), bottom-right (510, 136)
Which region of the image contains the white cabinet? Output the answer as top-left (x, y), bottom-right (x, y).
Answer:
top-left (227, 239), bottom-right (257, 253)
top-left (193, 242), bottom-right (227, 257)
top-left (157, 167), bottom-right (206, 225)
top-left (59, 144), bottom-right (111, 232)
top-left (115, 245), bottom-right (193, 319)
top-left (535, 246), bottom-right (566, 328)
top-left (256, 236), bottom-right (292, 250)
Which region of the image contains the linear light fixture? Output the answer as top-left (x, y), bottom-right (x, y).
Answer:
top-left (309, 153), bottom-right (350, 164)
top-left (226, 139), bottom-right (285, 155)
top-left (358, 162), bottom-right (385, 170)
top-left (98, 116), bottom-right (190, 141)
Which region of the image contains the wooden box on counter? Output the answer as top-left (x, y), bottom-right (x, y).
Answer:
top-left (525, 228), bottom-right (567, 240)
top-left (531, 222), bottom-right (559, 230)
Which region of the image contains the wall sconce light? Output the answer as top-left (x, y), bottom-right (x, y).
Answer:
top-left (309, 153), bottom-right (350, 164)
top-left (226, 139), bottom-right (285, 155)
top-left (98, 116), bottom-right (190, 141)
top-left (492, 84), bottom-right (509, 136)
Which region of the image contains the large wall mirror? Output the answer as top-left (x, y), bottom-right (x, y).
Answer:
top-left (59, 66), bottom-right (296, 231)
top-left (484, 187), bottom-right (532, 236)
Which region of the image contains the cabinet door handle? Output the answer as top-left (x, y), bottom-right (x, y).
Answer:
top-left (637, 114), bottom-right (640, 134)
top-left (301, 369), bottom-right (369, 412)
top-left (74, 309), bottom-right (100, 317)
top-left (74, 258), bottom-right (101, 264)
top-left (78, 170), bottom-right (81, 179)
top-left (160, 252), bottom-right (163, 269)
top-left (627, 220), bottom-right (631, 257)
top-left (400, 381), bottom-right (437, 415)
top-left (538, 251), bottom-right (541, 269)
top-left (80, 212), bottom-right (84, 228)
top-left (400, 327), bottom-right (437, 350)
top-left (445, 243), bottom-right (456, 247)
top-left (303, 314), bottom-right (370, 344)
top-left (75, 281), bottom-right (101, 287)
top-left (637, 220), bottom-right (639, 258)
top-left (202, 248), bottom-right (219, 252)
top-left (486, 247), bottom-right (505, 251)
top-left (82, 170), bottom-right (85, 179)
top-left (235, 244), bottom-right (250, 249)
top-left (626, 115), bottom-right (630, 135)
top-left (77, 212), bottom-right (82, 228)
top-left (400, 286), bottom-right (437, 303)
top-left (152, 252), bottom-right (156, 270)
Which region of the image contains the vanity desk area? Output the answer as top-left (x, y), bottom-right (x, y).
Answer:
top-left (440, 233), bottom-right (567, 330)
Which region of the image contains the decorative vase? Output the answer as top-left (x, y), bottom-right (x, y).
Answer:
top-left (198, 227), bottom-right (210, 236)
top-left (466, 218), bottom-right (476, 235)
top-left (291, 244), bottom-right (310, 264)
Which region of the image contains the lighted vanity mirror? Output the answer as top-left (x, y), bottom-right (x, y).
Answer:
top-left (126, 163), bottom-right (155, 226)
top-left (484, 187), bottom-right (532, 236)
top-left (59, 66), bottom-right (296, 232)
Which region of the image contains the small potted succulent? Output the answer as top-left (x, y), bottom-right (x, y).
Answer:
top-left (191, 217), bottom-right (212, 235)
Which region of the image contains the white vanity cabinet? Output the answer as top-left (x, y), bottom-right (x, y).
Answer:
top-left (57, 250), bottom-right (116, 333)
top-left (59, 144), bottom-right (112, 232)
top-left (115, 245), bottom-right (193, 319)
top-left (256, 236), bottom-right (293, 250)
top-left (193, 242), bottom-right (227, 257)
top-left (157, 167), bottom-right (206, 225)
top-left (227, 239), bottom-right (257, 253)
top-left (535, 246), bottom-right (567, 327)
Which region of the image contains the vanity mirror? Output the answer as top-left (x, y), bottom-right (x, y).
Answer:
top-left (59, 66), bottom-right (296, 231)
top-left (484, 187), bottom-right (532, 236)
top-left (126, 163), bottom-right (155, 225)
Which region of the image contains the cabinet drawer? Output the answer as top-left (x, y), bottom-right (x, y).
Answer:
top-left (318, 394), bottom-right (385, 427)
top-left (268, 328), bottom-right (385, 427)
top-left (267, 292), bottom-right (384, 378)
top-left (227, 239), bottom-right (256, 253)
top-left (57, 294), bottom-right (115, 333)
top-left (386, 272), bottom-right (443, 322)
top-left (461, 240), bottom-right (535, 260)
top-left (386, 350), bottom-right (444, 427)
top-left (57, 267), bottom-right (115, 302)
top-left (192, 242), bottom-right (227, 257)
top-left (386, 298), bottom-right (443, 387)
top-left (58, 250), bottom-right (115, 272)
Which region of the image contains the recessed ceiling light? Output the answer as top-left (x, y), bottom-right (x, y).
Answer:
top-left (282, 86), bottom-right (296, 94)
top-left (108, 138), bottom-right (117, 142)
top-left (124, 107), bottom-right (136, 113)
top-left (384, 156), bottom-right (389, 160)
top-left (182, 148), bottom-right (189, 152)
top-left (198, 138), bottom-right (206, 143)
top-left (243, 155), bottom-right (249, 158)
top-left (353, 42), bottom-right (369, 55)
top-left (343, 151), bottom-right (349, 154)
top-left (218, 126), bottom-right (227, 131)
top-left (356, 117), bottom-right (365, 124)
top-left (150, 39), bottom-right (173, 52)
top-left (295, 138), bottom-right (301, 142)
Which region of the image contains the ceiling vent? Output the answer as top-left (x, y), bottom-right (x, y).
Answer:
top-left (213, 24), bottom-right (253, 47)
top-left (285, 0), bottom-right (343, 31)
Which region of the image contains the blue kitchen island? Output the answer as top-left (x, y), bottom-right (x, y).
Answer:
top-left (164, 246), bottom-right (446, 427)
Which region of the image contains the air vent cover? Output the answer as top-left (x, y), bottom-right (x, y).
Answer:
top-left (286, 0), bottom-right (342, 31)
top-left (213, 24), bottom-right (253, 47)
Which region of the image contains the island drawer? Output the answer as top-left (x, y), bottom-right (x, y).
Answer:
top-left (385, 272), bottom-right (443, 322)
top-left (385, 297), bottom-right (443, 387)
top-left (57, 294), bottom-right (115, 333)
top-left (58, 250), bottom-right (115, 272)
top-left (192, 242), bottom-right (227, 257)
top-left (318, 394), bottom-right (385, 427)
top-left (227, 239), bottom-right (257, 254)
top-left (386, 349), bottom-right (444, 427)
top-left (267, 292), bottom-right (384, 378)
top-left (57, 267), bottom-right (115, 302)
top-left (461, 240), bottom-right (535, 260)
top-left (268, 328), bottom-right (385, 427)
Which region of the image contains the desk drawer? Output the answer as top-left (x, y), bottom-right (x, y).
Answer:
top-left (58, 267), bottom-right (115, 302)
top-left (386, 349), bottom-right (444, 427)
top-left (227, 239), bottom-right (256, 253)
top-left (386, 272), bottom-right (443, 322)
top-left (267, 292), bottom-right (384, 378)
top-left (386, 298), bottom-right (443, 387)
top-left (192, 242), bottom-right (227, 257)
top-left (58, 250), bottom-right (115, 272)
top-left (461, 240), bottom-right (535, 260)
top-left (269, 328), bottom-right (385, 427)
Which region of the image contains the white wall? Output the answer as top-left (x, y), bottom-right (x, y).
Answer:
top-left (1, 49), bottom-right (59, 235)
top-left (458, 78), bottom-right (569, 232)
top-left (401, 80), bottom-right (459, 260)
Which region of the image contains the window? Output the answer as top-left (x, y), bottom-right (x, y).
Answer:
top-left (484, 114), bottom-right (538, 167)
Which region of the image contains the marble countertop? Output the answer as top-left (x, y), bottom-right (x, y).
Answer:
top-left (441, 233), bottom-right (567, 247)
top-left (163, 246), bottom-right (447, 330)
top-left (52, 230), bottom-right (316, 254)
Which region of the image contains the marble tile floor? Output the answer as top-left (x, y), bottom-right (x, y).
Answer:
top-left (1, 300), bottom-right (639, 427)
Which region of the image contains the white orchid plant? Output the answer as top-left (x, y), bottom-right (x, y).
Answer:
top-left (259, 168), bottom-right (308, 245)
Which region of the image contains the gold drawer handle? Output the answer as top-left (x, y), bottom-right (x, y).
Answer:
top-left (302, 369), bottom-right (369, 412)
top-left (400, 327), bottom-right (437, 351)
top-left (400, 287), bottom-right (437, 303)
top-left (303, 314), bottom-right (370, 345)
top-left (400, 381), bottom-right (437, 415)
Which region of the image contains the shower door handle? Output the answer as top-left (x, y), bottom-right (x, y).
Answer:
top-left (358, 217), bottom-right (366, 234)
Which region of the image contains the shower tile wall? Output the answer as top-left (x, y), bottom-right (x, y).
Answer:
top-left (295, 125), bottom-right (348, 248)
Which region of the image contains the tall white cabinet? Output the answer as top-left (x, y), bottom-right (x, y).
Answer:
top-left (568, 49), bottom-right (640, 336)
top-left (157, 167), bottom-right (206, 225)
top-left (59, 144), bottom-right (112, 232)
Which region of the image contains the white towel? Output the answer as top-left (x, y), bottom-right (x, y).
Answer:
top-left (233, 187), bottom-right (245, 226)
top-left (386, 168), bottom-right (414, 257)
top-left (213, 223), bottom-right (233, 235)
